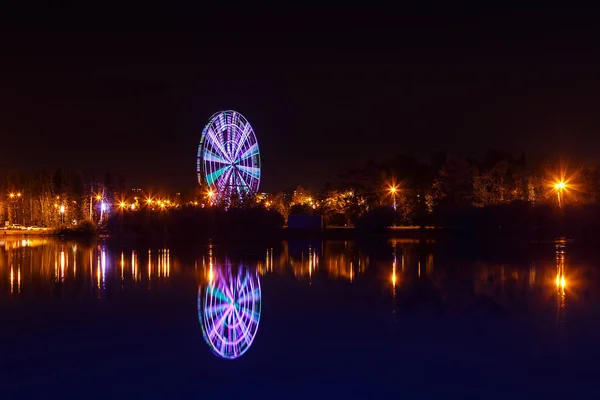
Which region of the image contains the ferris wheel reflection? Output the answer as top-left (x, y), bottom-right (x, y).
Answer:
top-left (198, 262), bottom-right (262, 360)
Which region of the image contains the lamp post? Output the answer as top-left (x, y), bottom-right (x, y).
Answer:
top-left (16, 192), bottom-right (22, 225)
top-left (8, 193), bottom-right (14, 225)
top-left (554, 181), bottom-right (566, 208)
top-left (59, 204), bottom-right (65, 224)
top-left (389, 185), bottom-right (398, 211)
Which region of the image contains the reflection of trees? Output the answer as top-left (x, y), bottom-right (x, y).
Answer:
top-left (3, 237), bottom-right (595, 318)
top-left (271, 240), bottom-right (369, 281)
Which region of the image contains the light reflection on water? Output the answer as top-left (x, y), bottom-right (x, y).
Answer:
top-left (0, 238), bottom-right (176, 299)
top-left (1, 236), bottom-right (599, 396)
top-left (0, 236), bottom-right (596, 320)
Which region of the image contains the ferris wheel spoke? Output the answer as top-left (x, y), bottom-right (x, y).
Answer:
top-left (206, 127), bottom-right (231, 163)
top-left (231, 169), bottom-right (245, 189)
top-left (238, 274), bottom-right (249, 292)
top-left (236, 288), bottom-right (261, 305)
top-left (232, 306), bottom-right (253, 334)
top-left (237, 165), bottom-right (260, 179)
top-left (207, 284), bottom-right (233, 303)
top-left (217, 167), bottom-right (235, 193)
top-left (233, 123), bottom-right (252, 160)
top-left (208, 306), bottom-right (234, 339)
top-left (203, 149), bottom-right (229, 164)
top-left (206, 165), bottom-right (231, 186)
top-left (204, 302), bottom-right (230, 317)
top-left (235, 170), bottom-right (252, 193)
top-left (235, 142), bottom-right (259, 163)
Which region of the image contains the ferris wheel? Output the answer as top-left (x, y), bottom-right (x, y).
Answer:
top-left (198, 264), bottom-right (262, 359)
top-left (197, 110), bottom-right (261, 202)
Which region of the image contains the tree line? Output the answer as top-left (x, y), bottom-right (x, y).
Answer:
top-left (0, 170), bottom-right (125, 228)
top-left (2, 151), bottom-right (598, 229)
top-left (267, 151), bottom-right (600, 226)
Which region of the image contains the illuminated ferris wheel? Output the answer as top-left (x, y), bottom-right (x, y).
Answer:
top-left (198, 264), bottom-right (262, 359)
top-left (197, 110), bottom-right (261, 202)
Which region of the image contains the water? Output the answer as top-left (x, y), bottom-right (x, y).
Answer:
top-left (0, 236), bottom-right (599, 398)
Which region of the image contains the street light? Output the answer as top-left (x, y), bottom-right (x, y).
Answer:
top-left (8, 192), bottom-right (22, 225)
top-left (554, 180), bottom-right (566, 208)
top-left (59, 205), bottom-right (65, 224)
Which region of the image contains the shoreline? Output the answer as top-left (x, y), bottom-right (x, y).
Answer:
top-left (0, 229), bottom-right (54, 236)
top-left (0, 225), bottom-right (571, 243)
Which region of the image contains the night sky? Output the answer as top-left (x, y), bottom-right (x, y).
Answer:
top-left (1, 6), bottom-right (600, 192)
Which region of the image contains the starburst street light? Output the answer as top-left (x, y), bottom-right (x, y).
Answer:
top-left (206, 190), bottom-right (215, 205)
top-left (547, 165), bottom-right (581, 209)
top-left (554, 180), bottom-right (568, 208)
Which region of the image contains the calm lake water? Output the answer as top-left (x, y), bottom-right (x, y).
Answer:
top-left (0, 236), bottom-right (599, 398)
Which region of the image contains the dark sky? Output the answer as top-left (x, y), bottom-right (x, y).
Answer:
top-left (1, 5), bottom-right (600, 192)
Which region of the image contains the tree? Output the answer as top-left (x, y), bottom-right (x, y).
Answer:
top-left (431, 155), bottom-right (473, 208)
